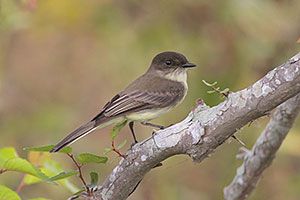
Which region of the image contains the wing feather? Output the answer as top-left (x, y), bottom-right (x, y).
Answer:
top-left (102, 89), bottom-right (183, 117)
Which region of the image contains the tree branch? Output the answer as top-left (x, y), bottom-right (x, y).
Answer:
top-left (223, 93), bottom-right (300, 200)
top-left (78, 52), bottom-right (300, 200)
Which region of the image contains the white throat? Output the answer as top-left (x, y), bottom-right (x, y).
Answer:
top-left (164, 70), bottom-right (188, 89)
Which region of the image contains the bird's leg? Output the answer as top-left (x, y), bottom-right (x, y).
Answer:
top-left (141, 121), bottom-right (165, 129)
top-left (128, 121), bottom-right (138, 144)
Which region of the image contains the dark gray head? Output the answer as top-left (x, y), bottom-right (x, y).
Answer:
top-left (148, 51), bottom-right (196, 73)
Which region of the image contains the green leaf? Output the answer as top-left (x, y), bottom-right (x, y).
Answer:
top-left (24, 158), bottom-right (80, 193)
top-left (24, 145), bottom-right (72, 154)
top-left (89, 171), bottom-right (99, 187)
top-left (0, 147), bottom-right (48, 180)
top-left (117, 140), bottom-right (127, 150)
top-left (75, 153), bottom-right (108, 165)
top-left (0, 185), bottom-right (21, 200)
top-left (24, 174), bottom-right (41, 185)
top-left (111, 120), bottom-right (127, 140)
top-left (0, 147), bottom-right (18, 164)
top-left (24, 168), bottom-right (49, 185)
top-left (44, 159), bottom-right (79, 193)
top-left (0, 157), bottom-right (48, 180)
top-left (47, 171), bottom-right (78, 182)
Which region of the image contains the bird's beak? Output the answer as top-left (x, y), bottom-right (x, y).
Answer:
top-left (182, 62), bottom-right (196, 68)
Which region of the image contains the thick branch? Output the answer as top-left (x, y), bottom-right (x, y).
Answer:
top-left (80, 52), bottom-right (300, 200)
top-left (223, 93), bottom-right (300, 200)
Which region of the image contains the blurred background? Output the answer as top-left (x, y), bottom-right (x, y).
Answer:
top-left (0, 0), bottom-right (300, 199)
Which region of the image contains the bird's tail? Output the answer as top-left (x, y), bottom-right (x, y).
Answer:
top-left (50, 121), bottom-right (97, 153)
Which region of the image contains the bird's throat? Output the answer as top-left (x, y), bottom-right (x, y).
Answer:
top-left (164, 70), bottom-right (188, 90)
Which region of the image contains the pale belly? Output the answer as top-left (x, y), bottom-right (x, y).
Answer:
top-left (125, 107), bottom-right (172, 122)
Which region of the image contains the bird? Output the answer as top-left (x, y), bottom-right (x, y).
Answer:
top-left (50, 51), bottom-right (196, 153)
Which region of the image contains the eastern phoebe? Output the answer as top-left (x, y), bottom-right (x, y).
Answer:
top-left (50, 51), bottom-right (196, 152)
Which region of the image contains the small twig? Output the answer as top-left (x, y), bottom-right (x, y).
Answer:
top-left (111, 140), bottom-right (126, 158)
top-left (202, 80), bottom-right (230, 98)
top-left (16, 175), bottom-right (26, 194)
top-left (0, 169), bottom-right (8, 174)
top-left (67, 153), bottom-right (92, 196)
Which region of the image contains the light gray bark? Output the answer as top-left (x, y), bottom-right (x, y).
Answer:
top-left (223, 93), bottom-right (300, 200)
top-left (78, 52), bottom-right (300, 200)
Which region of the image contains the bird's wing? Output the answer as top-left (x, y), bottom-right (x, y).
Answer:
top-left (93, 87), bottom-right (184, 123)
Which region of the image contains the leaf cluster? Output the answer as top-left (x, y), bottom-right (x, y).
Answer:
top-left (0, 146), bottom-right (108, 199)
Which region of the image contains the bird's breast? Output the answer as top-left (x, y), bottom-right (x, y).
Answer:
top-left (164, 71), bottom-right (188, 104)
top-left (125, 107), bottom-right (172, 121)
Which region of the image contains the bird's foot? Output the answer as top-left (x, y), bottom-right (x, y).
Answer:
top-left (151, 124), bottom-right (173, 135)
top-left (158, 125), bottom-right (165, 129)
top-left (130, 141), bottom-right (138, 148)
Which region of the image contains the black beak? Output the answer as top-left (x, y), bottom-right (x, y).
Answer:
top-left (182, 62), bottom-right (196, 68)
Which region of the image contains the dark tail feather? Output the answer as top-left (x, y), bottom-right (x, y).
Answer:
top-left (50, 121), bottom-right (96, 153)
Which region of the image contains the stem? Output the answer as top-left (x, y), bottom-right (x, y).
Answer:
top-left (67, 153), bottom-right (91, 195)
top-left (16, 175), bottom-right (25, 194)
top-left (111, 140), bottom-right (126, 158)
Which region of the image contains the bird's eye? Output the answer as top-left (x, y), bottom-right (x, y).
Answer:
top-left (165, 60), bottom-right (171, 65)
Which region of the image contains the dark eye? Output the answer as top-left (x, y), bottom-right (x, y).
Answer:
top-left (165, 60), bottom-right (171, 65)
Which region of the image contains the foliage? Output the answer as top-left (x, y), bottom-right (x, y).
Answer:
top-left (47, 171), bottom-right (78, 182)
top-left (75, 153), bottom-right (108, 165)
top-left (0, 185), bottom-right (21, 200)
top-left (0, 146), bottom-right (108, 199)
top-left (24, 145), bottom-right (72, 154)
top-left (111, 120), bottom-right (128, 140)
top-left (89, 171), bottom-right (99, 188)
top-left (0, 147), bottom-right (47, 179)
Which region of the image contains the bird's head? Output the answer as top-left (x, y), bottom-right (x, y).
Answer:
top-left (148, 51), bottom-right (196, 75)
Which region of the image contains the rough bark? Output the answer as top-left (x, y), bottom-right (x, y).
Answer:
top-left (77, 52), bottom-right (300, 200)
top-left (223, 93), bottom-right (300, 200)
